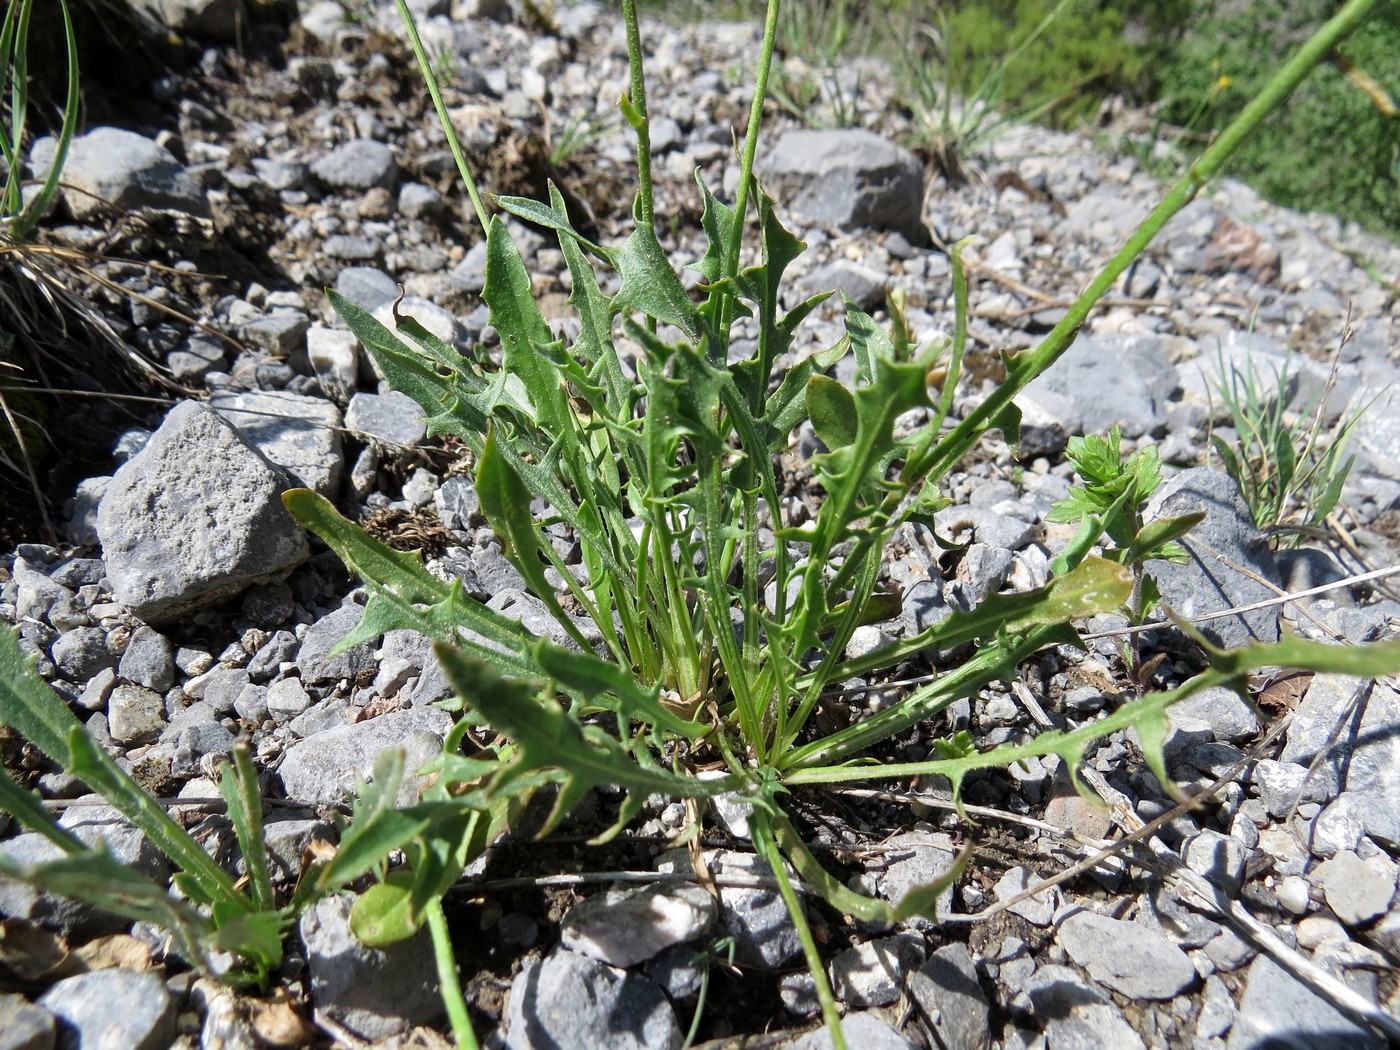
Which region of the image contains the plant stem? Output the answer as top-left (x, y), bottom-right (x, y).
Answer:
top-left (911, 0), bottom-right (1384, 487)
top-left (393, 0), bottom-right (490, 239)
top-left (427, 898), bottom-right (479, 1050)
top-left (723, 0), bottom-right (782, 282)
top-left (621, 0), bottom-right (654, 225)
top-left (753, 814), bottom-right (846, 1050)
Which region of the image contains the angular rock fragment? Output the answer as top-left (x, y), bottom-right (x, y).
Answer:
top-left (97, 401), bottom-right (308, 625)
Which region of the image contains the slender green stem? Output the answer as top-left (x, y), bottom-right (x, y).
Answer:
top-left (393, 0), bottom-right (490, 238)
top-left (620, 0), bottom-right (654, 225)
top-left (723, 0), bottom-right (782, 282)
top-left (427, 898), bottom-right (480, 1050)
top-left (909, 0), bottom-right (1384, 488)
top-left (753, 814), bottom-right (846, 1050)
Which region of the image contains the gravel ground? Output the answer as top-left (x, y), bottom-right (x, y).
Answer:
top-left (1, 1), bottom-right (1399, 1048)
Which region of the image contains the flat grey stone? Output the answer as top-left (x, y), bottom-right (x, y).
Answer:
top-left (0, 991), bottom-right (54, 1050)
top-left (1020, 965), bottom-right (1146, 1050)
top-left (49, 627), bottom-right (115, 682)
top-left (1169, 684), bottom-right (1261, 743)
top-left (334, 266), bottom-right (400, 312)
top-left (783, 1012), bottom-right (919, 1050)
top-left (1281, 676), bottom-right (1400, 844)
top-left (96, 400), bottom-right (307, 625)
top-left (1315, 851), bottom-right (1396, 926)
top-left (211, 389), bottom-right (344, 496)
top-left (1020, 332), bottom-right (1178, 439)
top-left (117, 625), bottom-right (175, 692)
top-left (933, 506), bottom-right (1038, 551)
top-left (107, 683), bottom-right (167, 745)
top-left (297, 602), bottom-right (377, 684)
top-left (880, 832), bottom-right (959, 921)
top-left (1056, 909), bottom-right (1196, 1000)
top-left (656, 850), bottom-right (802, 969)
top-left (993, 865), bottom-right (1060, 927)
top-left (39, 970), bottom-right (174, 1050)
top-left (241, 313), bottom-right (310, 356)
top-left (278, 708), bottom-right (453, 806)
top-left (31, 126), bottom-right (207, 221)
top-left (800, 261), bottom-right (887, 311)
top-left (561, 883), bottom-right (715, 967)
top-left (310, 139), bottom-right (398, 192)
top-left (1227, 954), bottom-right (1383, 1049)
top-left (193, 665), bottom-right (251, 716)
top-left (1144, 468), bottom-right (1282, 648)
top-left (908, 943), bottom-right (991, 1050)
top-left (505, 948), bottom-right (680, 1050)
top-left (0, 824), bottom-right (160, 939)
top-left (1182, 828), bottom-right (1248, 894)
top-left (830, 934), bottom-right (924, 1008)
top-left (764, 129), bottom-right (924, 240)
top-left (398, 181), bottom-right (443, 220)
top-left (345, 391), bottom-right (426, 448)
top-left (300, 894), bottom-right (440, 1042)
top-left (266, 677), bottom-right (313, 720)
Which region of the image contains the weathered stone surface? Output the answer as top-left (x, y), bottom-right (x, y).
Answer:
top-left (300, 895), bottom-right (440, 1041)
top-left (1144, 468), bottom-right (1282, 648)
top-left (278, 708), bottom-right (453, 806)
top-left (561, 883), bottom-right (715, 967)
top-left (211, 389), bottom-right (344, 496)
top-left (763, 129), bottom-right (924, 240)
top-left (1228, 954), bottom-right (1384, 1049)
top-left (1020, 332), bottom-right (1178, 439)
top-left (97, 401), bottom-right (307, 624)
top-left (505, 949), bottom-right (681, 1050)
top-left (1055, 910), bottom-right (1196, 1000)
top-left (31, 126), bottom-right (207, 221)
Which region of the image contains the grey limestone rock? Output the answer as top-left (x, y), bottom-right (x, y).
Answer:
top-left (881, 832), bottom-right (959, 921)
top-left (907, 943), bottom-right (991, 1050)
top-left (829, 934), bottom-right (925, 1008)
top-left (1019, 331), bottom-right (1178, 439)
top-left (764, 129), bottom-right (924, 240)
top-left (1055, 909), bottom-right (1196, 1000)
top-left (657, 849), bottom-right (803, 969)
top-left (300, 894), bottom-right (440, 1041)
top-left (278, 708), bottom-right (454, 806)
top-left (49, 627), bottom-right (115, 682)
top-left (799, 261), bottom-right (887, 311)
top-left (1144, 468), bottom-right (1282, 648)
top-left (211, 389), bottom-right (344, 496)
top-left (297, 602), bottom-right (377, 684)
top-left (1227, 954), bottom-right (1383, 1049)
top-left (0, 992), bottom-right (55, 1050)
top-left (561, 882), bottom-right (715, 968)
top-left (107, 684), bottom-right (167, 745)
top-left (38, 970), bottom-right (175, 1050)
top-left (32, 126), bottom-right (207, 221)
top-left (1281, 675), bottom-right (1400, 845)
top-left (334, 266), bottom-right (400, 312)
top-left (117, 625), bottom-right (175, 692)
top-left (1019, 964), bottom-right (1146, 1050)
top-left (783, 1012), bottom-right (920, 1050)
top-left (310, 139), bottom-right (398, 192)
top-left (1314, 850), bottom-right (1396, 926)
top-left (344, 391), bottom-right (427, 448)
top-left (505, 948), bottom-right (681, 1050)
top-left (96, 400), bottom-right (307, 625)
